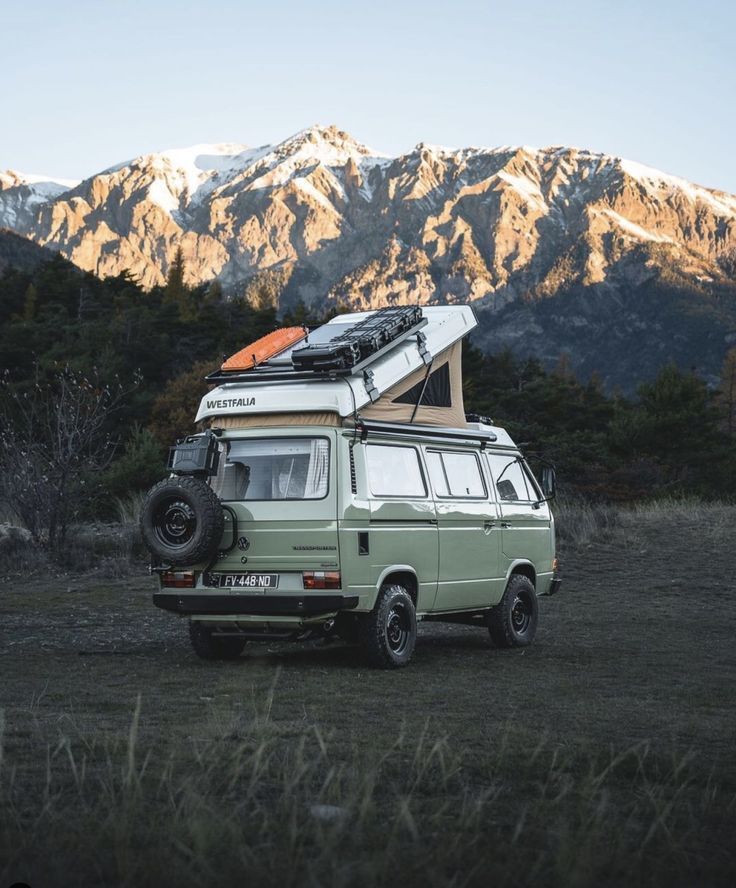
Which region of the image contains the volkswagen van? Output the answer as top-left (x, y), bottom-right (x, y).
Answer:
top-left (140, 306), bottom-right (560, 668)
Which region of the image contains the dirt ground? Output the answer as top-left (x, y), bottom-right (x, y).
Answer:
top-left (1, 507), bottom-right (735, 886)
top-left (2, 511), bottom-right (735, 752)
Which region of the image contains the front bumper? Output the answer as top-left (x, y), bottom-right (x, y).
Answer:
top-left (153, 592), bottom-right (359, 617)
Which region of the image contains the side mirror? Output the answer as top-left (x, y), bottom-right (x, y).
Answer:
top-left (541, 465), bottom-right (556, 499)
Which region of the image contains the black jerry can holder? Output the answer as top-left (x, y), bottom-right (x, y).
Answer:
top-left (168, 430), bottom-right (221, 477)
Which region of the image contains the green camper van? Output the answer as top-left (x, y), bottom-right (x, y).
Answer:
top-left (140, 306), bottom-right (560, 668)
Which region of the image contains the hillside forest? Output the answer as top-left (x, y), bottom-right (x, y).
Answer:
top-left (1, 251), bottom-right (735, 549)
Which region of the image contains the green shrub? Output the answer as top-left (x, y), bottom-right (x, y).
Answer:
top-left (99, 425), bottom-right (166, 513)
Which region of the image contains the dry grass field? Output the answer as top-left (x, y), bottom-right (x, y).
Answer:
top-left (1, 500), bottom-right (735, 887)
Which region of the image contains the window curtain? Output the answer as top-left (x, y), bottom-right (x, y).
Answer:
top-left (304, 440), bottom-right (329, 498)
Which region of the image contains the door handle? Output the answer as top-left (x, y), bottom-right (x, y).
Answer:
top-left (501, 522), bottom-right (512, 528)
top-left (483, 521), bottom-right (496, 534)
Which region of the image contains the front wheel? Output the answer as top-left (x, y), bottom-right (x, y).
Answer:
top-left (188, 621), bottom-right (246, 660)
top-left (359, 583), bottom-right (417, 668)
top-left (487, 574), bottom-right (538, 648)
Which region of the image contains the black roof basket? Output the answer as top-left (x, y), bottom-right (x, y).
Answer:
top-left (292, 306), bottom-right (424, 372)
top-left (206, 305), bottom-right (427, 384)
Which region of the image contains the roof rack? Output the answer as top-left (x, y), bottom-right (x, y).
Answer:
top-left (353, 419), bottom-right (497, 447)
top-left (206, 306), bottom-right (427, 385)
top-left (292, 306), bottom-right (425, 372)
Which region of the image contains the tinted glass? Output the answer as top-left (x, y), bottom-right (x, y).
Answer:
top-left (366, 445), bottom-right (426, 497)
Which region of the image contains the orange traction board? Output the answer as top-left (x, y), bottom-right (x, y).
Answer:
top-left (221, 327), bottom-right (307, 371)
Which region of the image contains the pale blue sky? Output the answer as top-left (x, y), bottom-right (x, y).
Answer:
top-left (3, 0), bottom-right (734, 191)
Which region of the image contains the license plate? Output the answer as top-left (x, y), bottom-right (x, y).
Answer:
top-left (208, 573), bottom-right (279, 589)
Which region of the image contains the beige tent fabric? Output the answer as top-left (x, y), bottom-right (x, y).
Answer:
top-left (210, 412), bottom-right (341, 429)
top-left (361, 341), bottom-right (467, 428)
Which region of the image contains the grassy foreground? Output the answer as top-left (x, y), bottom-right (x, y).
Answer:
top-left (1, 500), bottom-right (735, 886)
top-left (2, 695), bottom-right (734, 888)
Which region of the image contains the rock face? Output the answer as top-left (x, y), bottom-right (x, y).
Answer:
top-left (3, 125), bottom-right (736, 390)
top-left (0, 171), bottom-right (79, 233)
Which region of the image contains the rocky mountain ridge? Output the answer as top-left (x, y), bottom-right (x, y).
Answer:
top-left (2, 125), bottom-right (736, 390)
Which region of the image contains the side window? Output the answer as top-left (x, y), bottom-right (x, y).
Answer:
top-left (426, 450), bottom-right (486, 498)
top-left (426, 451), bottom-right (449, 496)
top-left (366, 444), bottom-right (426, 498)
top-left (489, 454), bottom-right (530, 502)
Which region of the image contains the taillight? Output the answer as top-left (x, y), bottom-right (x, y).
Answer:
top-left (160, 570), bottom-right (196, 588)
top-left (303, 571), bottom-right (341, 590)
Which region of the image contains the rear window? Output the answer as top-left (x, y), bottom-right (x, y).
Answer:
top-left (366, 444), bottom-right (426, 498)
top-left (209, 437), bottom-right (330, 501)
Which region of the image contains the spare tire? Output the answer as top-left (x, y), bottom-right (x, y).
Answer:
top-left (140, 476), bottom-right (224, 566)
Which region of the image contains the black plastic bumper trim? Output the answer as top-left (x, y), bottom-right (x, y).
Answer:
top-left (153, 592), bottom-right (359, 616)
top-left (548, 578), bottom-right (562, 596)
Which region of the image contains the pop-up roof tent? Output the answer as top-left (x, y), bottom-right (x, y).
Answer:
top-left (195, 305), bottom-right (477, 430)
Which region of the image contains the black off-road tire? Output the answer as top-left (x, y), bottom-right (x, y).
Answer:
top-left (188, 621), bottom-right (246, 660)
top-left (140, 476), bottom-right (224, 566)
top-left (487, 574), bottom-right (538, 648)
top-left (359, 583), bottom-right (417, 668)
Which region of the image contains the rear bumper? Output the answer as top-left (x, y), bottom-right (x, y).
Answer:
top-left (153, 592), bottom-right (359, 617)
top-left (548, 577), bottom-right (562, 597)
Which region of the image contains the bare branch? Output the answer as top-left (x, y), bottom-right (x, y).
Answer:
top-left (0, 366), bottom-right (132, 549)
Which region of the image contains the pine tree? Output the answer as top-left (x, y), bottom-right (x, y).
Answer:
top-left (611, 363), bottom-right (726, 491)
top-left (553, 352), bottom-right (573, 380)
top-left (164, 246), bottom-right (198, 320)
top-left (204, 280), bottom-right (223, 305)
top-left (164, 247), bottom-right (187, 305)
top-left (22, 283), bottom-right (37, 321)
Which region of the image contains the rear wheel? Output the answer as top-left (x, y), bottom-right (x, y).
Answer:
top-left (359, 583), bottom-right (417, 668)
top-left (487, 574), bottom-right (538, 648)
top-left (188, 621), bottom-right (246, 660)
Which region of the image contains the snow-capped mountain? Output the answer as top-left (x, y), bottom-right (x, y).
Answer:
top-left (0, 170), bottom-right (80, 232)
top-left (3, 125), bottom-right (734, 299)
top-left (2, 124), bottom-right (736, 388)
top-left (1, 128), bottom-right (391, 288)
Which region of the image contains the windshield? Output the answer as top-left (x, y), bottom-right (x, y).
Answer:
top-left (209, 437), bottom-right (330, 501)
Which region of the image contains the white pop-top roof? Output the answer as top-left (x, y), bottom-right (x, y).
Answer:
top-left (466, 422), bottom-right (517, 449)
top-left (195, 305), bottom-right (477, 424)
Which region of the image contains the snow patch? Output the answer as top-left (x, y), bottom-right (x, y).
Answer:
top-left (3, 171), bottom-right (79, 190)
top-left (147, 178), bottom-right (179, 214)
top-left (0, 170), bottom-right (79, 196)
top-left (357, 156), bottom-right (391, 200)
top-left (494, 171), bottom-right (547, 211)
top-left (244, 126), bottom-right (388, 192)
top-left (620, 158), bottom-right (736, 217)
top-left (600, 209), bottom-right (675, 244)
top-left (141, 143), bottom-right (250, 196)
top-left (293, 176), bottom-right (339, 212)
